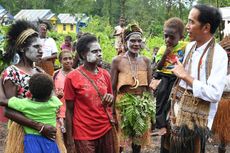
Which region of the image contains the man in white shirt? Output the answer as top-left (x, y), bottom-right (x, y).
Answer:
top-left (168, 4), bottom-right (228, 153)
top-left (36, 20), bottom-right (58, 76)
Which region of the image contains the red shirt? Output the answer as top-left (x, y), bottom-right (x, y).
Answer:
top-left (64, 65), bottom-right (112, 140)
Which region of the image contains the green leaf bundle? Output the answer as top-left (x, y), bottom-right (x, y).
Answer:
top-left (117, 92), bottom-right (156, 138)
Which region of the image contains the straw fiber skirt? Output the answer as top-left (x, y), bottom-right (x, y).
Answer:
top-left (212, 94), bottom-right (230, 144)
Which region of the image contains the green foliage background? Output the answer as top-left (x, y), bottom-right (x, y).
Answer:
top-left (81, 16), bottom-right (117, 63)
top-left (2, 0), bottom-right (229, 32)
top-left (0, 26), bottom-right (9, 72)
top-left (1, 0), bottom-right (229, 72)
top-left (0, 16), bottom-right (165, 72)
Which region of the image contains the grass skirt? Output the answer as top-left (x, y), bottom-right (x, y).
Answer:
top-left (4, 122), bottom-right (66, 153)
top-left (170, 124), bottom-right (209, 153)
top-left (170, 87), bottom-right (210, 153)
top-left (212, 96), bottom-right (230, 144)
top-left (115, 94), bottom-right (151, 147)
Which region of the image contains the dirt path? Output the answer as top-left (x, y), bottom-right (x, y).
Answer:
top-left (123, 135), bottom-right (230, 153)
top-left (0, 125), bottom-right (230, 153)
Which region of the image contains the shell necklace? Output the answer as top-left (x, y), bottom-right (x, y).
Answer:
top-left (127, 53), bottom-right (139, 89)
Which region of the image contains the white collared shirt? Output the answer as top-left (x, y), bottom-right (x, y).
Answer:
top-left (40, 37), bottom-right (58, 58)
top-left (178, 38), bottom-right (228, 129)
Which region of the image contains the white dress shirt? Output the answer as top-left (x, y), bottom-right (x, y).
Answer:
top-left (40, 37), bottom-right (58, 58)
top-left (176, 38), bottom-right (228, 129)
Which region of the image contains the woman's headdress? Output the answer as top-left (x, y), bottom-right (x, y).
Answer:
top-left (4, 20), bottom-right (38, 63)
top-left (123, 24), bottom-right (143, 41)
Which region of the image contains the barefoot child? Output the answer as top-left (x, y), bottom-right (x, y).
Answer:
top-left (0, 73), bottom-right (62, 153)
top-left (149, 18), bottom-right (187, 152)
top-left (53, 51), bottom-right (74, 143)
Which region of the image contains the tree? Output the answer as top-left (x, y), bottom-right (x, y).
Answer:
top-left (120, 0), bottom-right (126, 18)
top-left (197, 0), bottom-right (230, 6)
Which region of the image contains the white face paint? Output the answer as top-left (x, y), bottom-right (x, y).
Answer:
top-left (86, 52), bottom-right (97, 63)
top-left (127, 33), bottom-right (142, 54)
top-left (86, 42), bottom-right (102, 63)
top-left (25, 38), bottom-right (43, 62)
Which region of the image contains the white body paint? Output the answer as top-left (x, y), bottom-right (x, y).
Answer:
top-left (86, 42), bottom-right (102, 63)
top-left (127, 33), bottom-right (142, 54)
top-left (25, 38), bottom-right (42, 62)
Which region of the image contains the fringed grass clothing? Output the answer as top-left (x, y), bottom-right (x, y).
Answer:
top-left (212, 76), bottom-right (230, 144)
top-left (115, 58), bottom-right (151, 147)
top-left (4, 122), bottom-right (66, 153)
top-left (212, 72), bottom-right (230, 144)
top-left (7, 96), bottom-right (62, 153)
top-left (177, 39), bottom-right (227, 129)
top-left (171, 38), bottom-right (228, 153)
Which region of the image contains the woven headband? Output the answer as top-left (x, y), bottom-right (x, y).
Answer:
top-left (125, 31), bottom-right (142, 40)
top-left (15, 29), bottom-right (38, 47)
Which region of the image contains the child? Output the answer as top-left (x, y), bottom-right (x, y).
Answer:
top-left (0, 73), bottom-right (62, 153)
top-left (149, 17), bottom-right (187, 137)
top-left (53, 52), bottom-right (73, 139)
top-left (60, 35), bottom-right (73, 52)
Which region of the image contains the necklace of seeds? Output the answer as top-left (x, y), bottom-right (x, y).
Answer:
top-left (127, 53), bottom-right (138, 80)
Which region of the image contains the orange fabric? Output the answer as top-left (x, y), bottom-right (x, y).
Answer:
top-left (36, 60), bottom-right (54, 76)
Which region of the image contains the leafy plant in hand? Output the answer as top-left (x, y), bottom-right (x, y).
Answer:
top-left (117, 92), bottom-right (156, 138)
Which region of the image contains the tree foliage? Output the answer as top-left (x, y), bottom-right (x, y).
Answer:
top-left (197, 0), bottom-right (230, 7)
top-left (2, 0), bottom-right (229, 36)
top-left (0, 0), bottom-right (229, 71)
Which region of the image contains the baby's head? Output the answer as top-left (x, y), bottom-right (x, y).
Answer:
top-left (29, 73), bottom-right (53, 101)
top-left (163, 17), bottom-right (185, 47)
